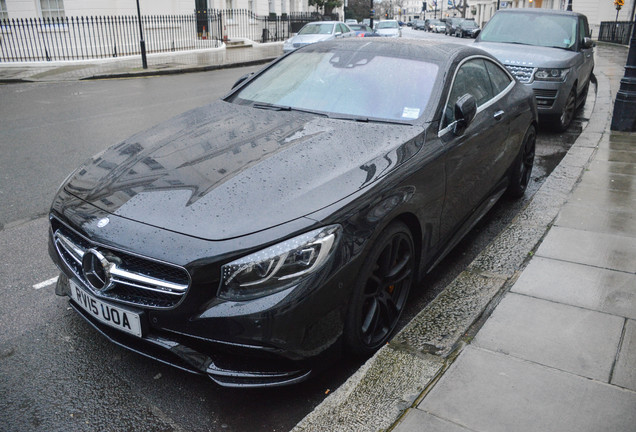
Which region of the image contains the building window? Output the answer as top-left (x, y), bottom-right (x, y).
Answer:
top-left (0, 0), bottom-right (8, 21)
top-left (40, 0), bottom-right (65, 20)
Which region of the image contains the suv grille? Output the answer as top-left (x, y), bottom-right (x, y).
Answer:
top-left (505, 65), bottom-right (535, 84)
top-left (51, 217), bottom-right (190, 309)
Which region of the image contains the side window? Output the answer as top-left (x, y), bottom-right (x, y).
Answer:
top-left (484, 60), bottom-right (512, 95)
top-left (338, 23), bottom-right (347, 34)
top-left (443, 59), bottom-right (494, 128)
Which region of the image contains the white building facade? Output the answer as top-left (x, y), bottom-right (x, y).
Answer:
top-left (0, 0), bottom-right (316, 19)
top-left (1, 0), bottom-right (631, 32)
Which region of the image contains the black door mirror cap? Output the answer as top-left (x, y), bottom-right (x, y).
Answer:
top-left (582, 37), bottom-right (595, 49)
top-left (455, 94), bottom-right (477, 123)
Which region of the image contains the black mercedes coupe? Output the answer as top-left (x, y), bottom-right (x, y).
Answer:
top-left (49, 39), bottom-right (537, 387)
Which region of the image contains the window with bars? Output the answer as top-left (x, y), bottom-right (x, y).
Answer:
top-left (40, 0), bottom-right (65, 20)
top-left (0, 0), bottom-right (8, 21)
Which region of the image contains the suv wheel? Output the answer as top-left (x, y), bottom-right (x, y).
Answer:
top-left (552, 88), bottom-right (576, 132)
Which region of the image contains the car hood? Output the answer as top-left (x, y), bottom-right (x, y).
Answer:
top-left (64, 101), bottom-right (424, 241)
top-left (290, 34), bottom-right (333, 44)
top-left (474, 41), bottom-right (579, 68)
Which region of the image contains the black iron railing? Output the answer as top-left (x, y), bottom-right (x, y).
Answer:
top-left (598, 21), bottom-right (634, 45)
top-left (0, 11), bottom-right (335, 62)
top-left (0, 15), bottom-right (222, 62)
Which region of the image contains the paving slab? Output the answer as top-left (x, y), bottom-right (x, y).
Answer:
top-left (536, 226), bottom-right (636, 274)
top-left (586, 158), bottom-right (636, 177)
top-left (473, 292), bottom-right (624, 381)
top-left (612, 319), bottom-right (636, 392)
top-left (555, 202), bottom-right (636, 236)
top-left (417, 346), bottom-right (636, 432)
top-left (512, 257), bottom-right (636, 320)
top-left (394, 409), bottom-right (473, 432)
top-left (567, 184), bottom-right (636, 212)
top-left (577, 164), bottom-right (636, 193)
top-left (595, 147), bottom-right (636, 164)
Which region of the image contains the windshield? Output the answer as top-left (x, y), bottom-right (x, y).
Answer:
top-left (377, 21), bottom-right (398, 29)
top-left (230, 48), bottom-right (439, 122)
top-left (463, 21), bottom-right (478, 28)
top-left (299, 23), bottom-right (335, 35)
top-left (479, 12), bottom-right (577, 49)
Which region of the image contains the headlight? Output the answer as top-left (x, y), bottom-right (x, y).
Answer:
top-left (218, 225), bottom-right (341, 301)
top-left (283, 39), bottom-right (293, 48)
top-left (534, 68), bottom-right (570, 82)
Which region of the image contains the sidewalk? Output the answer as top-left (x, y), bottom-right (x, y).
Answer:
top-left (293, 43), bottom-right (636, 432)
top-left (0, 41), bottom-right (283, 82)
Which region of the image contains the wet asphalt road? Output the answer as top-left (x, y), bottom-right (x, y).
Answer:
top-left (0, 34), bottom-right (594, 431)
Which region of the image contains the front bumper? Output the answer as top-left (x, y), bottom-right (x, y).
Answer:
top-left (58, 272), bottom-right (320, 387)
top-left (48, 199), bottom-right (360, 387)
top-left (529, 81), bottom-right (567, 115)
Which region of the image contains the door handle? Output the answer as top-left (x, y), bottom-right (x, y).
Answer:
top-left (494, 110), bottom-right (505, 120)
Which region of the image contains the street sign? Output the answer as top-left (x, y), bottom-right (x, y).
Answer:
top-left (614, 0), bottom-right (624, 6)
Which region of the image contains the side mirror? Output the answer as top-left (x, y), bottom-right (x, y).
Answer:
top-left (582, 37), bottom-right (594, 49)
top-left (473, 29), bottom-right (481, 38)
top-left (335, 31), bottom-right (343, 37)
top-left (231, 72), bottom-right (255, 89)
top-left (453, 94), bottom-right (477, 135)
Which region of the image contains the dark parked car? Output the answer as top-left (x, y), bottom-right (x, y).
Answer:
top-left (445, 17), bottom-right (465, 35)
top-left (49, 39), bottom-right (537, 388)
top-left (413, 19), bottom-right (427, 30)
top-left (455, 19), bottom-right (480, 38)
top-left (475, 9), bottom-right (594, 131)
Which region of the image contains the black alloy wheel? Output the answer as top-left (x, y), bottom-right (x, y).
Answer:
top-left (506, 125), bottom-right (536, 198)
top-left (554, 88), bottom-right (576, 132)
top-left (344, 222), bottom-right (415, 356)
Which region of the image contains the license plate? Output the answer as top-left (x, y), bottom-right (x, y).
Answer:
top-left (69, 280), bottom-right (142, 337)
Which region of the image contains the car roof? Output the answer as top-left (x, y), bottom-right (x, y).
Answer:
top-left (495, 8), bottom-right (586, 18)
top-left (303, 38), bottom-right (494, 65)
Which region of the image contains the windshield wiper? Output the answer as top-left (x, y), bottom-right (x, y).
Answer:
top-left (252, 102), bottom-right (292, 111)
top-left (327, 113), bottom-right (411, 125)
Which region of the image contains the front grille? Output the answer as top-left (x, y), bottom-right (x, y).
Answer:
top-left (505, 65), bottom-right (535, 84)
top-left (51, 217), bottom-right (190, 309)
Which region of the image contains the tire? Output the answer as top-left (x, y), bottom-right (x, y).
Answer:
top-left (344, 221), bottom-right (415, 357)
top-left (506, 125), bottom-right (536, 198)
top-left (577, 79), bottom-right (591, 109)
top-left (552, 88), bottom-right (576, 132)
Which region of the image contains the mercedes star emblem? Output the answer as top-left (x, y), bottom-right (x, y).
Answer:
top-left (82, 249), bottom-right (112, 292)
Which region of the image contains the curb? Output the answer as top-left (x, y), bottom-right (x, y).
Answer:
top-left (84, 57), bottom-right (279, 81)
top-left (292, 71), bottom-right (614, 432)
top-left (0, 57), bottom-right (279, 84)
